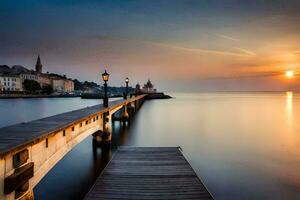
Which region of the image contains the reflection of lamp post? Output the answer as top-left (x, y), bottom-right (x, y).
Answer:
top-left (125, 77), bottom-right (129, 99)
top-left (102, 70), bottom-right (110, 107)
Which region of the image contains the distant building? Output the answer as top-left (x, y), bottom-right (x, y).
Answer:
top-left (52, 79), bottom-right (64, 92)
top-left (34, 56), bottom-right (52, 87)
top-left (35, 55), bottom-right (42, 73)
top-left (141, 79), bottom-right (156, 93)
top-left (64, 79), bottom-right (74, 93)
top-left (20, 72), bottom-right (38, 83)
top-left (0, 75), bottom-right (23, 92)
top-left (0, 78), bottom-right (3, 91)
top-left (38, 74), bottom-right (51, 87)
top-left (52, 78), bottom-right (74, 93)
top-left (19, 55), bottom-right (44, 84)
top-left (0, 76), bottom-right (3, 91)
top-left (0, 55), bottom-right (75, 93)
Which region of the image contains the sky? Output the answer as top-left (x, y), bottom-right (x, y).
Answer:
top-left (1, 0), bottom-right (300, 91)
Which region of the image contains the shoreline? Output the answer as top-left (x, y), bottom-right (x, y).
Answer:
top-left (0, 94), bottom-right (79, 99)
top-left (0, 92), bottom-right (173, 99)
top-left (2, 91), bottom-right (296, 99)
top-left (0, 94), bottom-right (128, 99)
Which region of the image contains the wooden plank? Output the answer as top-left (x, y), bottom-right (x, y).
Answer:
top-left (84, 147), bottom-right (214, 200)
top-left (0, 95), bottom-right (146, 157)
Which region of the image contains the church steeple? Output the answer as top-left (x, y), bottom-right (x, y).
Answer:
top-left (35, 55), bottom-right (42, 73)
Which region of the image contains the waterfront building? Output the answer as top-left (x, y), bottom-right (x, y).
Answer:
top-left (52, 79), bottom-right (65, 92)
top-left (19, 56), bottom-right (41, 87)
top-left (0, 76), bottom-right (3, 91)
top-left (64, 79), bottom-right (74, 93)
top-left (0, 78), bottom-right (3, 91)
top-left (0, 75), bottom-right (23, 91)
top-left (1, 55), bottom-right (74, 93)
top-left (52, 78), bottom-right (74, 93)
top-left (38, 74), bottom-right (52, 87)
top-left (20, 71), bottom-right (38, 83)
top-left (20, 55), bottom-right (45, 86)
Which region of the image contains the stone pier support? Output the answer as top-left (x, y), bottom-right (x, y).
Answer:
top-left (92, 112), bottom-right (111, 149)
top-left (121, 105), bottom-right (129, 123)
top-left (127, 103), bottom-right (135, 120)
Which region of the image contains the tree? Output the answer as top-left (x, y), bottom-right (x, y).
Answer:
top-left (42, 85), bottom-right (53, 94)
top-left (73, 79), bottom-right (83, 90)
top-left (23, 79), bottom-right (41, 92)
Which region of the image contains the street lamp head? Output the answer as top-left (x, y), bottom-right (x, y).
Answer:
top-left (102, 70), bottom-right (110, 82)
top-left (125, 77), bottom-right (129, 84)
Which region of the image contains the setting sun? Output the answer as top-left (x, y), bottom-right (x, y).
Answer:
top-left (285, 70), bottom-right (294, 78)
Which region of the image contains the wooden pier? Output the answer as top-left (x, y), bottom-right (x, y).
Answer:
top-left (84, 147), bottom-right (214, 200)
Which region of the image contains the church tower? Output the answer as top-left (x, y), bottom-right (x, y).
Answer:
top-left (35, 55), bottom-right (42, 73)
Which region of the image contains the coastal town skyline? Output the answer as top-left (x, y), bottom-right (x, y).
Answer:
top-left (1, 0), bottom-right (300, 91)
top-left (0, 55), bottom-right (160, 91)
top-left (0, 55), bottom-right (158, 96)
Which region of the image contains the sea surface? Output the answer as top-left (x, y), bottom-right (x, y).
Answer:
top-left (0, 92), bottom-right (300, 200)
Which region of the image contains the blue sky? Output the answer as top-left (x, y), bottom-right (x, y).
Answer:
top-left (1, 0), bottom-right (300, 91)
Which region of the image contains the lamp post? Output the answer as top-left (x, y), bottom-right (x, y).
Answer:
top-left (102, 70), bottom-right (110, 107)
top-left (121, 77), bottom-right (130, 122)
top-left (125, 77), bottom-right (129, 99)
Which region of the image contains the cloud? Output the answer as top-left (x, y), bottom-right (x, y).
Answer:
top-left (199, 71), bottom-right (283, 80)
top-left (88, 35), bottom-right (255, 57)
top-left (233, 47), bottom-right (256, 56)
top-left (156, 43), bottom-right (254, 57)
top-left (215, 34), bottom-right (240, 42)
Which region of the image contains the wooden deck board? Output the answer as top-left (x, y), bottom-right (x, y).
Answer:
top-left (84, 147), bottom-right (214, 200)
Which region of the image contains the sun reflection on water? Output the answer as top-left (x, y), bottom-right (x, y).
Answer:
top-left (286, 91), bottom-right (293, 127)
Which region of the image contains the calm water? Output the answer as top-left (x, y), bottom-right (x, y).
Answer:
top-left (1, 93), bottom-right (300, 199)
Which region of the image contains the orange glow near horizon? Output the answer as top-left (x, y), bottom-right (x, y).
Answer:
top-left (285, 70), bottom-right (294, 79)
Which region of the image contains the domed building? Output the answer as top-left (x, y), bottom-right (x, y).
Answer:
top-left (135, 79), bottom-right (171, 99)
top-left (141, 79), bottom-right (156, 93)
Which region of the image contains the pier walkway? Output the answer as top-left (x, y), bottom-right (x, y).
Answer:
top-left (84, 147), bottom-right (214, 200)
top-left (0, 96), bottom-right (144, 158)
